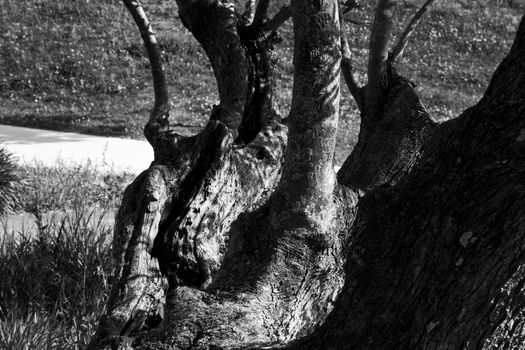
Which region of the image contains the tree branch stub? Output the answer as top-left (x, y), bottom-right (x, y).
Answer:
top-left (261, 5), bottom-right (292, 32)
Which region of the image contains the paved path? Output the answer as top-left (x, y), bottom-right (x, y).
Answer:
top-left (0, 125), bottom-right (153, 174)
top-left (0, 125), bottom-right (153, 235)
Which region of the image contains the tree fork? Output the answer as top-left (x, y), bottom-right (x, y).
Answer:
top-left (337, 0), bottom-right (435, 193)
top-left (292, 15), bottom-right (525, 350)
top-left (91, 0), bottom-right (438, 348)
top-left (120, 1), bottom-right (440, 346)
top-left (89, 2), bottom-right (525, 350)
top-left (90, 1), bottom-right (364, 349)
top-left (90, 1), bottom-right (288, 347)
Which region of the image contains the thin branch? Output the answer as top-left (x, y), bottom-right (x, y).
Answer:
top-left (341, 0), bottom-right (366, 26)
top-left (342, 0), bottom-right (360, 14)
top-left (339, 4), bottom-right (364, 111)
top-left (344, 16), bottom-right (367, 26)
top-left (122, 0), bottom-right (169, 121)
top-left (252, 0), bottom-right (271, 28)
top-left (341, 38), bottom-right (364, 111)
top-left (367, 0), bottom-right (396, 90)
top-left (389, 0), bottom-right (439, 63)
top-left (261, 5), bottom-right (291, 31)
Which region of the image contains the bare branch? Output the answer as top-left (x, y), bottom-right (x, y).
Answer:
top-left (122, 0), bottom-right (169, 126)
top-left (341, 39), bottom-right (364, 111)
top-left (252, 0), bottom-right (271, 28)
top-left (342, 0), bottom-right (360, 14)
top-left (344, 16), bottom-right (367, 26)
top-left (368, 0), bottom-right (396, 90)
top-left (389, 0), bottom-right (440, 63)
top-left (243, 0), bottom-right (257, 24)
top-left (341, 1), bottom-right (366, 31)
top-left (261, 5), bottom-right (291, 31)
top-left (339, 4), bottom-right (364, 111)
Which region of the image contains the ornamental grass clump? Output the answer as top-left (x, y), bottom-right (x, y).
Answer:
top-left (0, 146), bottom-right (21, 215)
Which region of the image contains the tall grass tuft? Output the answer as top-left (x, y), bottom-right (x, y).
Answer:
top-left (0, 211), bottom-right (114, 350)
top-left (0, 147), bottom-right (21, 215)
top-left (16, 159), bottom-right (132, 215)
top-left (0, 160), bottom-right (131, 349)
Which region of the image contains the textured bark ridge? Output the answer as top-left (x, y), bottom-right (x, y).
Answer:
top-left (116, 1), bottom-right (360, 348)
top-left (337, 69), bottom-right (436, 193)
top-left (91, 0), bottom-right (525, 348)
top-left (89, 1), bottom-right (288, 347)
top-left (292, 16), bottom-right (525, 350)
top-left (92, 1), bottom-right (356, 349)
top-left (336, 0), bottom-right (436, 194)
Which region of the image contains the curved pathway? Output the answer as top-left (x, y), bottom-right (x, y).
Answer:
top-left (0, 125), bottom-right (152, 174)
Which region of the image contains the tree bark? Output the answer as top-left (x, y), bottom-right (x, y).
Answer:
top-left (92, 1), bottom-right (361, 349)
top-left (110, 1), bottom-right (357, 348)
top-left (292, 15), bottom-right (525, 350)
top-left (338, 0), bottom-right (435, 193)
top-left (90, 0), bottom-right (525, 348)
top-left (89, 0), bottom-right (288, 347)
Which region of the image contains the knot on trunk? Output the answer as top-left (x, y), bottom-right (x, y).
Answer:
top-left (338, 77), bottom-right (435, 192)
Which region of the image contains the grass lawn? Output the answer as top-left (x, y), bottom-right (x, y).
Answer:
top-left (1, 0), bottom-right (523, 164)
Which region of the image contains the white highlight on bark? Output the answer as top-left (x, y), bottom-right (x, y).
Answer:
top-left (516, 128), bottom-right (525, 142)
top-left (457, 307), bottom-right (467, 322)
top-left (459, 231), bottom-right (478, 248)
top-left (243, 0), bottom-right (256, 23)
top-left (426, 321), bottom-right (439, 333)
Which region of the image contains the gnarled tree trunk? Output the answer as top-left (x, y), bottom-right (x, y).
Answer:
top-left (294, 17), bottom-right (525, 349)
top-left (90, 0), bottom-right (525, 349)
top-left (90, 0), bottom-right (288, 347)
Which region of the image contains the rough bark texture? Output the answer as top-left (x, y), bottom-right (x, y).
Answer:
top-left (92, 1), bottom-right (362, 349)
top-left (338, 0), bottom-right (435, 193)
top-left (116, 1), bottom-right (357, 348)
top-left (90, 1), bottom-right (287, 347)
top-left (91, 0), bottom-right (525, 348)
top-left (337, 69), bottom-right (435, 193)
top-left (292, 16), bottom-right (525, 350)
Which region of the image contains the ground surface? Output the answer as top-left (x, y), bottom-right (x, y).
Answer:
top-left (0, 125), bottom-right (152, 173)
top-left (1, 0), bottom-right (523, 164)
